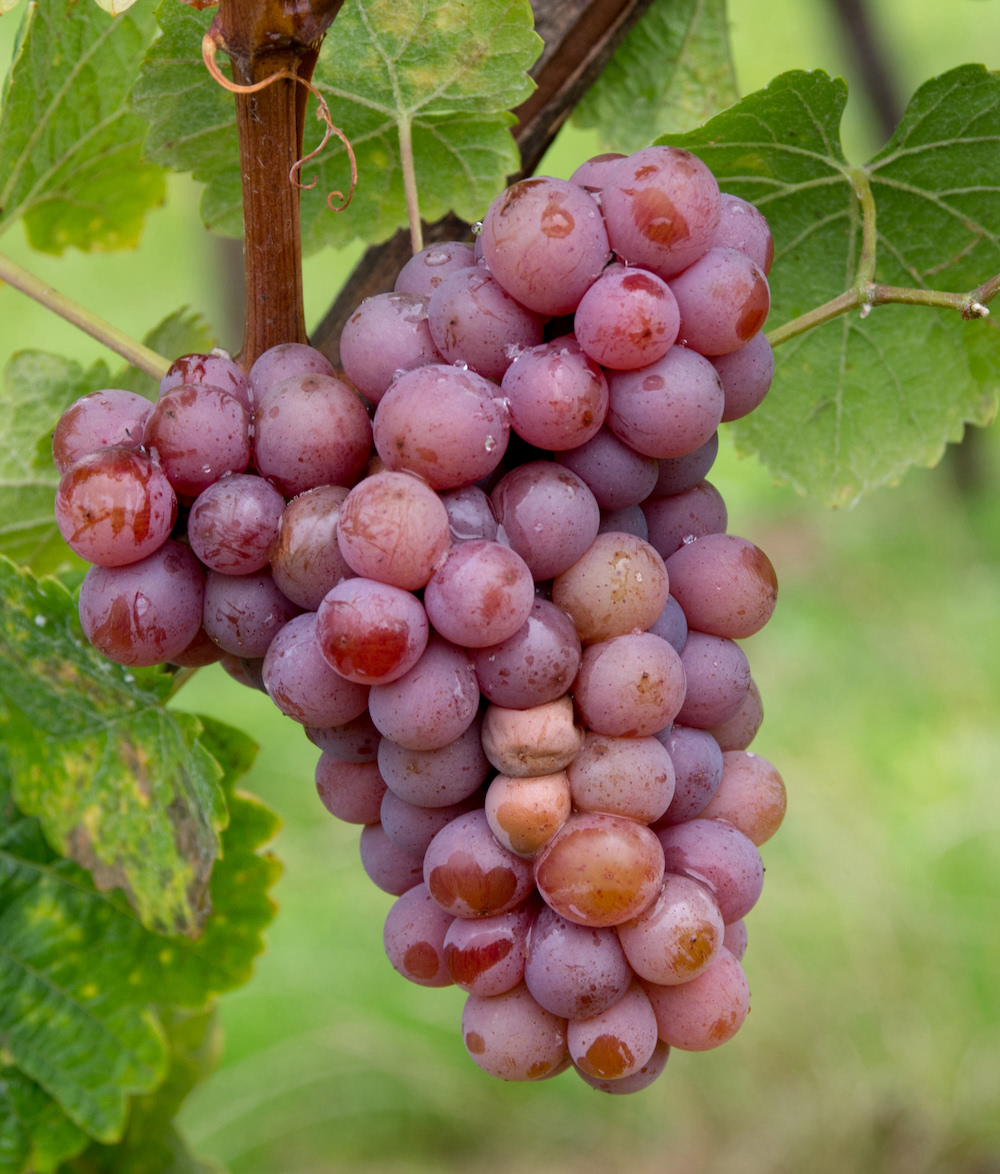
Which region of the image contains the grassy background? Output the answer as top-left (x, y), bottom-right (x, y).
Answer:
top-left (2, 0), bottom-right (999, 1170)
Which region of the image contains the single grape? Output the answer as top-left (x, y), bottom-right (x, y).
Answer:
top-left (490, 462), bottom-right (600, 581)
top-left (78, 540), bottom-right (204, 666)
top-left (143, 384), bottom-right (251, 498)
top-left (422, 539), bottom-right (536, 648)
top-left (315, 577), bottom-right (429, 685)
top-left (394, 241), bottom-right (477, 296)
top-left (315, 756), bottom-right (387, 825)
top-left (668, 246), bottom-right (770, 356)
top-left (572, 631), bottom-right (686, 738)
top-left (187, 473), bottom-right (285, 575)
top-left (367, 635), bottom-right (480, 750)
top-left (461, 982), bottom-right (569, 1081)
top-left (606, 346), bottom-right (725, 460)
top-left (567, 982), bottom-right (659, 1081)
top-left (359, 823), bottom-right (424, 895)
top-left (675, 630), bottom-right (752, 729)
top-left (534, 812), bottom-right (665, 928)
top-left (372, 364), bottom-right (510, 490)
top-left (269, 485), bottom-right (354, 611)
top-left (423, 809), bottom-right (535, 918)
top-left (575, 1038), bottom-right (669, 1094)
top-left (568, 152), bottom-right (626, 193)
top-left (339, 292), bottom-right (443, 403)
top-left (554, 427), bottom-right (660, 510)
top-left (600, 146), bottom-right (721, 278)
top-left (664, 533), bottom-right (778, 639)
top-left (551, 531), bottom-right (669, 645)
top-left (247, 342), bottom-right (336, 403)
top-left (712, 192), bottom-right (774, 274)
top-left (617, 874), bottom-right (725, 985)
top-left (698, 750), bottom-right (787, 845)
top-left (377, 716), bottom-right (489, 807)
top-left (573, 266), bottom-right (680, 371)
top-left (52, 389), bottom-right (152, 474)
top-left (305, 710), bottom-right (381, 763)
top-left (480, 695), bottom-right (584, 778)
top-left (380, 789), bottom-right (484, 857)
top-left (566, 733), bottom-right (675, 824)
top-left (480, 176), bottom-right (611, 315)
top-left (55, 446), bottom-right (176, 567)
top-left (160, 352), bottom-right (251, 411)
top-left (383, 883), bottom-right (456, 987)
top-left (469, 597), bottom-right (582, 709)
top-left (653, 725), bottom-right (724, 827)
top-left (708, 678), bottom-right (764, 751)
top-left (499, 335), bottom-right (608, 451)
top-left (524, 903), bottom-right (633, 1020)
top-left (485, 771), bottom-right (572, 857)
top-left (711, 330), bottom-right (774, 422)
top-left (253, 373), bottom-right (372, 497)
top-left (336, 471), bottom-right (451, 590)
top-left (202, 568), bottom-right (300, 657)
top-left (444, 901), bottom-right (535, 996)
top-left (427, 268), bottom-right (545, 381)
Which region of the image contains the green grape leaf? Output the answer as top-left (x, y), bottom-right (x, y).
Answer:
top-left (0, 0), bottom-right (164, 253)
top-left (0, 352), bottom-right (108, 573)
top-left (0, 559), bottom-right (229, 937)
top-left (111, 309), bottom-right (217, 400)
top-left (657, 67), bottom-right (1000, 505)
top-left (133, 0), bottom-right (540, 250)
top-left (60, 1009), bottom-right (227, 1174)
top-left (0, 712), bottom-right (276, 1148)
top-left (0, 1070), bottom-right (89, 1174)
top-left (574, 0), bottom-right (738, 153)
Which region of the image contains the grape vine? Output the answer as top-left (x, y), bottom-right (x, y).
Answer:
top-left (0, 0), bottom-right (997, 1169)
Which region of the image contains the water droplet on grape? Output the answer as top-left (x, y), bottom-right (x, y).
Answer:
top-left (472, 221), bottom-right (483, 235)
top-left (453, 360), bottom-right (469, 370)
top-left (682, 533), bottom-right (697, 545)
top-left (484, 435), bottom-right (497, 452)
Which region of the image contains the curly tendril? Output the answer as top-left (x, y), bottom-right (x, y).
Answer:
top-left (201, 30), bottom-right (357, 212)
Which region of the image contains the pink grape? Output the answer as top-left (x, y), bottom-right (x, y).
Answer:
top-left (444, 901), bottom-right (535, 996)
top-left (377, 716), bottom-right (489, 807)
top-left (315, 577), bottom-right (429, 685)
top-left (499, 336), bottom-right (608, 451)
top-left (668, 246), bottom-right (770, 356)
top-left (55, 446), bottom-right (176, 567)
top-left (52, 389), bottom-right (152, 474)
top-left (461, 982), bottom-right (569, 1081)
top-left (383, 883), bottom-right (455, 988)
top-left (78, 540), bottom-right (204, 666)
top-left (422, 539), bottom-right (535, 648)
top-left (160, 352), bottom-right (251, 411)
top-left (642, 946), bottom-right (750, 1050)
top-left (641, 480), bottom-right (728, 560)
top-left (394, 241), bottom-right (477, 296)
top-left (247, 342), bottom-right (336, 403)
top-left (143, 384), bottom-right (251, 498)
top-left (572, 632), bottom-right (686, 738)
top-left (573, 266), bottom-right (680, 370)
top-left (262, 611), bottom-right (370, 726)
top-left (554, 427), bottom-right (660, 510)
top-left (315, 757), bottom-right (387, 825)
top-left (359, 823), bottom-right (424, 895)
top-left (253, 373), bottom-right (372, 497)
top-left (339, 292), bottom-right (442, 403)
top-left (187, 473), bottom-right (285, 574)
top-left (567, 982), bottom-right (659, 1081)
top-left (202, 569), bottom-right (300, 657)
top-left (269, 485), bottom-right (354, 610)
top-left (372, 364), bottom-right (510, 490)
top-left (423, 809), bottom-right (535, 918)
top-left (664, 532), bottom-right (778, 639)
top-left (601, 146), bottom-right (721, 278)
top-left (675, 630), bottom-right (752, 729)
top-left (480, 176), bottom-right (611, 315)
top-left (523, 903), bottom-right (632, 1019)
top-left (713, 192), bottom-right (774, 274)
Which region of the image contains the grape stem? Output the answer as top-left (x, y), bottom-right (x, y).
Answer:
top-left (0, 252), bottom-right (170, 378)
top-left (397, 113), bottom-right (424, 256)
top-left (768, 166), bottom-right (998, 347)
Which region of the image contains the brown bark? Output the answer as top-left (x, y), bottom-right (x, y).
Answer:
top-left (310, 0), bottom-right (656, 366)
top-left (212, 0), bottom-right (345, 369)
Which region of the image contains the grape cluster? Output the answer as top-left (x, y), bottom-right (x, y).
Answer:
top-left (51, 144), bottom-right (786, 1093)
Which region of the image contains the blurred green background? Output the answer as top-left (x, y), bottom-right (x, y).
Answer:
top-left (2, 1), bottom-right (999, 1171)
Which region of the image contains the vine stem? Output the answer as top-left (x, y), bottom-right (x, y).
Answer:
top-left (767, 161), bottom-right (997, 347)
top-left (0, 252), bottom-right (170, 378)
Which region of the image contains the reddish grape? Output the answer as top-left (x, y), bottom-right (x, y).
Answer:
top-left (160, 352), bottom-right (251, 411)
top-left (339, 292), bottom-right (442, 403)
top-left (500, 336), bottom-right (608, 451)
top-left (668, 246), bottom-right (770, 356)
top-left (262, 611), bottom-right (370, 726)
top-left (383, 882), bottom-right (456, 987)
top-left (423, 809), bottom-right (535, 918)
top-left (423, 539), bottom-right (535, 648)
top-left (664, 532), bottom-right (778, 639)
top-left (573, 265), bottom-right (680, 370)
top-left (698, 749), bottom-right (787, 845)
top-left (444, 901), bottom-right (535, 996)
top-left (461, 982), bottom-right (569, 1081)
top-left (78, 540), bottom-right (204, 666)
top-left (315, 577), bottom-right (429, 685)
top-left (572, 632), bottom-right (686, 738)
top-left (394, 241), bottom-right (477, 296)
top-left (55, 446), bottom-right (176, 567)
top-left (617, 874), bottom-right (724, 985)
top-left (642, 946), bottom-right (750, 1050)
top-left (187, 473), bottom-right (285, 574)
top-left (713, 192), bottom-right (774, 274)
top-left (269, 485), bottom-right (354, 611)
top-left (52, 389), bottom-right (152, 474)
top-left (315, 756), bottom-right (387, 825)
top-left (567, 982), bottom-right (659, 1081)
top-left (143, 384), bottom-right (251, 498)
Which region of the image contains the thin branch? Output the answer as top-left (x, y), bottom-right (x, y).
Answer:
top-left (767, 273), bottom-right (996, 347)
top-left (0, 253), bottom-right (170, 378)
top-left (397, 114), bottom-right (424, 255)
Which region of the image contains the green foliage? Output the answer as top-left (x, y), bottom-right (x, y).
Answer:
top-left (133, 0), bottom-right (541, 250)
top-left (0, 0), bottom-right (163, 252)
top-left (0, 707), bottom-right (276, 1159)
top-left (0, 352), bottom-right (106, 570)
top-left (658, 67), bottom-right (1000, 505)
top-left (574, 0), bottom-right (738, 152)
top-left (0, 559), bottom-right (229, 937)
